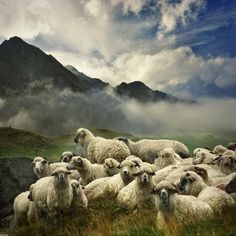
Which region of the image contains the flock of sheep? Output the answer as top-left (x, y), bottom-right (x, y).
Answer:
top-left (13, 128), bottom-right (236, 231)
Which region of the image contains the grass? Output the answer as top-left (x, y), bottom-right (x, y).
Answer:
top-left (8, 198), bottom-right (236, 236)
top-left (1, 127), bottom-right (236, 235)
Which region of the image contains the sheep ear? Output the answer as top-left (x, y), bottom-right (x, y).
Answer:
top-left (81, 186), bottom-right (85, 189)
top-left (133, 173), bottom-right (140, 177)
top-left (150, 172), bottom-right (155, 176)
top-left (66, 171), bottom-right (72, 175)
top-left (201, 153), bottom-right (206, 158)
top-left (194, 167), bottom-right (208, 180)
top-left (31, 162), bottom-right (35, 166)
top-left (117, 164), bottom-right (121, 169)
top-left (171, 184), bottom-right (180, 193)
top-left (52, 171), bottom-right (56, 176)
top-left (79, 130), bottom-right (85, 137)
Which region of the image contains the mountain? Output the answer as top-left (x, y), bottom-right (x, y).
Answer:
top-left (0, 36), bottom-right (189, 103)
top-left (115, 81), bottom-right (185, 103)
top-left (0, 36), bottom-right (107, 96)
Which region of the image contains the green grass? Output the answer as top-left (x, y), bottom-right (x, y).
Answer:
top-left (0, 127), bottom-right (235, 162)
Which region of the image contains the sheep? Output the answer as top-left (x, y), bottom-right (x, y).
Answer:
top-left (103, 158), bottom-right (120, 176)
top-left (178, 171), bottom-right (235, 215)
top-left (154, 148), bottom-right (182, 170)
top-left (74, 128), bottom-right (130, 163)
top-left (60, 151), bottom-right (75, 163)
top-left (67, 156), bottom-right (109, 185)
top-left (212, 145), bottom-right (228, 156)
top-left (70, 180), bottom-right (88, 211)
top-left (115, 137), bottom-right (189, 163)
top-left (227, 142), bottom-right (236, 151)
top-left (222, 150), bottom-right (236, 158)
top-left (31, 156), bottom-right (80, 181)
top-left (30, 167), bottom-right (73, 222)
top-left (151, 180), bottom-right (213, 230)
top-left (117, 164), bottom-right (155, 209)
top-left (192, 150), bottom-right (217, 165)
top-left (84, 159), bottom-right (140, 201)
top-left (13, 191), bottom-right (34, 227)
top-left (217, 155), bottom-right (236, 175)
top-left (193, 147), bottom-right (210, 156)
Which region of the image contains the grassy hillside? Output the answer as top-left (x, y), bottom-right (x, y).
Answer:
top-left (0, 127), bottom-right (235, 161)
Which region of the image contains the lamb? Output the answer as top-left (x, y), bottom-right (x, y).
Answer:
top-left (151, 180), bottom-right (213, 230)
top-left (192, 150), bottom-right (217, 165)
top-left (67, 156), bottom-right (109, 185)
top-left (31, 156), bottom-right (80, 181)
top-left (74, 128), bottom-right (130, 163)
top-left (103, 158), bottom-right (120, 176)
top-left (115, 137), bottom-right (189, 163)
top-left (178, 171), bottom-right (235, 215)
top-left (154, 148), bottom-right (182, 170)
top-left (193, 147), bottom-right (210, 156)
top-left (29, 167), bottom-right (73, 222)
top-left (13, 191), bottom-right (35, 227)
top-left (212, 145), bottom-right (228, 156)
top-left (84, 159), bottom-right (139, 201)
top-left (117, 164), bottom-right (155, 209)
top-left (60, 151), bottom-right (75, 163)
top-left (70, 180), bottom-right (88, 211)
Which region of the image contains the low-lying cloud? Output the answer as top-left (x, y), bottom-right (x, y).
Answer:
top-left (0, 87), bottom-right (235, 136)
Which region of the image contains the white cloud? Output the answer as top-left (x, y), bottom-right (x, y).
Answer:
top-left (158, 0), bottom-right (206, 34)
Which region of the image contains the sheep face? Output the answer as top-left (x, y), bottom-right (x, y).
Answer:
top-left (151, 181), bottom-right (179, 209)
top-left (32, 157), bottom-right (49, 176)
top-left (219, 156), bottom-right (236, 174)
top-left (67, 156), bottom-right (85, 170)
top-left (61, 151), bottom-right (74, 163)
top-left (134, 170), bottom-right (155, 185)
top-left (103, 158), bottom-right (120, 176)
top-left (177, 171), bottom-right (200, 194)
top-left (114, 136), bottom-right (129, 145)
top-left (119, 160), bottom-right (139, 183)
top-left (52, 167), bottom-right (71, 185)
top-left (74, 128), bottom-right (87, 144)
top-left (155, 148), bottom-right (176, 168)
top-left (71, 180), bottom-right (83, 195)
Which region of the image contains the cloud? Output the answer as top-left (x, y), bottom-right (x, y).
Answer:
top-left (50, 46), bottom-right (236, 99)
top-left (0, 86), bottom-right (235, 135)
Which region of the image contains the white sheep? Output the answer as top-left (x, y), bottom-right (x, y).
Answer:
top-left (212, 145), bottom-right (228, 156)
top-left (117, 164), bottom-right (155, 209)
top-left (192, 150), bottom-right (217, 165)
top-left (115, 137), bottom-right (189, 163)
top-left (193, 147), bottom-right (210, 156)
top-left (151, 180), bottom-right (213, 230)
top-left (103, 158), bottom-right (120, 176)
top-left (154, 148), bottom-right (182, 170)
top-left (84, 159), bottom-right (140, 201)
top-left (74, 128), bottom-right (130, 163)
top-left (67, 156), bottom-right (109, 185)
top-left (13, 191), bottom-right (34, 227)
top-left (70, 179), bottom-right (88, 210)
top-left (178, 171), bottom-right (235, 215)
top-left (30, 167), bottom-right (73, 222)
top-left (31, 156), bottom-right (80, 181)
top-left (60, 151), bottom-right (75, 163)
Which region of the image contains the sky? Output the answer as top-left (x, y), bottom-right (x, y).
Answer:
top-left (0, 0), bottom-right (236, 100)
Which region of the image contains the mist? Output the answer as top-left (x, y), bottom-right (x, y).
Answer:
top-left (0, 87), bottom-right (236, 136)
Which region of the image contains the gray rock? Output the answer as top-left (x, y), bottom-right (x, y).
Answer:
top-left (0, 157), bottom-right (37, 222)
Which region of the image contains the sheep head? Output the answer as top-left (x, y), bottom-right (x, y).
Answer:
top-left (103, 158), bottom-right (120, 176)
top-left (60, 151), bottom-right (74, 163)
top-left (151, 181), bottom-right (179, 208)
top-left (32, 156), bottom-right (49, 177)
top-left (119, 160), bottom-right (140, 184)
top-left (133, 164), bottom-right (155, 185)
top-left (52, 167), bottom-right (71, 185)
top-left (67, 156), bottom-right (85, 170)
top-left (219, 155), bottom-right (236, 174)
top-left (114, 136), bottom-right (129, 144)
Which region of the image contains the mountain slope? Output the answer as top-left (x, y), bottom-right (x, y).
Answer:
top-left (0, 37), bottom-right (107, 96)
top-left (0, 36), bottom-right (190, 103)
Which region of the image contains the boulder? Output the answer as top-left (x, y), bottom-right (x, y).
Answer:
top-left (0, 157), bottom-right (37, 226)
